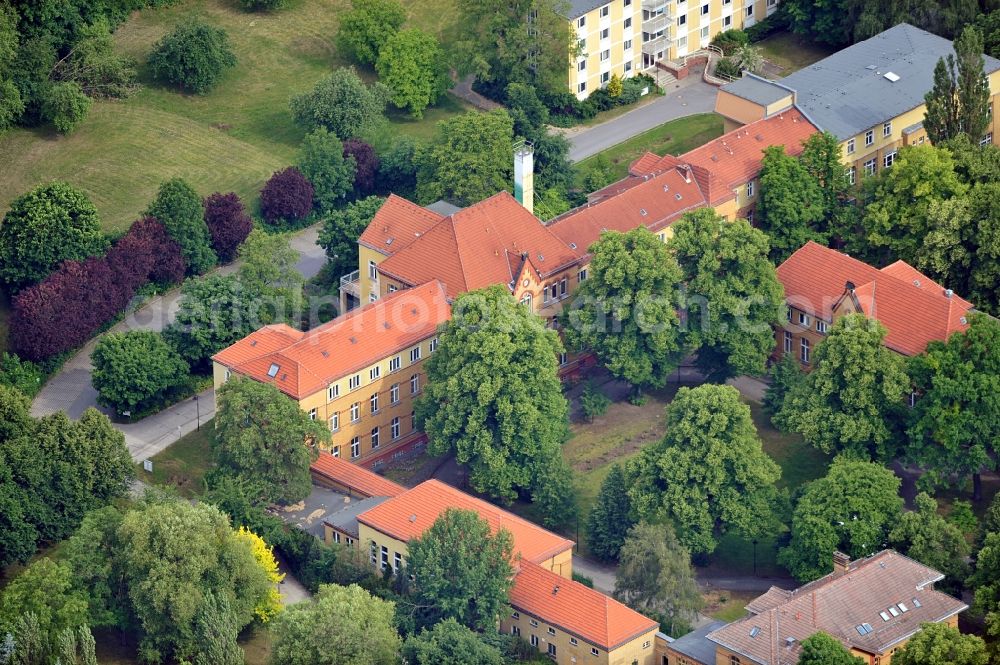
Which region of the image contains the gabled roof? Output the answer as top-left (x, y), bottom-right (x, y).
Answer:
top-left (668, 620), bottom-right (727, 665)
top-left (511, 561), bottom-right (658, 651)
top-left (777, 241), bottom-right (974, 356)
top-left (359, 194), bottom-right (444, 257)
top-left (356, 479), bottom-right (575, 565)
top-left (679, 108), bottom-right (819, 191)
top-left (708, 551), bottom-right (968, 665)
top-left (547, 162), bottom-right (710, 253)
top-left (311, 451), bottom-right (405, 499)
top-left (376, 192), bottom-right (582, 299)
top-left (212, 280), bottom-right (451, 399)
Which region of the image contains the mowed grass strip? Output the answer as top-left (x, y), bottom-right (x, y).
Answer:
top-left (0, 0), bottom-right (465, 232)
top-left (136, 418), bottom-right (216, 497)
top-left (574, 113), bottom-right (725, 186)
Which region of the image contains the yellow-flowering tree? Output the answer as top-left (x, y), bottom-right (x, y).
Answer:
top-left (237, 527), bottom-right (284, 622)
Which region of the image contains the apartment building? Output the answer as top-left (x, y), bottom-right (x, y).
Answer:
top-left (566, 0), bottom-right (781, 99)
top-left (311, 457), bottom-right (661, 665)
top-left (211, 280), bottom-right (451, 469)
top-left (715, 23), bottom-right (1000, 182)
top-left (665, 551), bottom-right (968, 665)
top-left (775, 241), bottom-right (974, 367)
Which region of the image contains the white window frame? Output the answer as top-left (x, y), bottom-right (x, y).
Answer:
top-left (846, 138), bottom-right (855, 154)
top-left (351, 437), bottom-right (361, 458)
top-left (800, 338), bottom-right (810, 364)
top-left (330, 412), bottom-right (340, 432)
top-left (410, 373), bottom-right (420, 394)
top-left (883, 121), bottom-right (892, 137)
top-left (410, 346), bottom-right (422, 362)
top-left (865, 129), bottom-right (874, 146)
top-left (391, 417), bottom-right (400, 440)
top-left (390, 383), bottom-right (400, 404)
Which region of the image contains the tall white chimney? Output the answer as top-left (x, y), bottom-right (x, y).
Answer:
top-left (514, 140), bottom-right (534, 214)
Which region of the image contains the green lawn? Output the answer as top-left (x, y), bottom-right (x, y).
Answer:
top-left (573, 113), bottom-right (725, 187)
top-left (0, 0), bottom-right (467, 233)
top-left (136, 419), bottom-right (216, 497)
top-left (756, 31), bottom-right (836, 76)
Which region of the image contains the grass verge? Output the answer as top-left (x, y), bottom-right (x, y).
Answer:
top-left (573, 113), bottom-right (725, 187)
top-left (135, 418), bottom-right (216, 497)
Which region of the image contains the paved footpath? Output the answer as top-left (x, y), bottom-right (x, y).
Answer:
top-left (30, 225), bottom-right (326, 462)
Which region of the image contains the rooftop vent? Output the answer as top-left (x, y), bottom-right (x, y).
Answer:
top-left (913, 279), bottom-right (921, 287)
top-left (944, 288), bottom-right (953, 298)
top-left (250, 340), bottom-right (258, 347)
top-left (569, 242), bottom-right (578, 250)
top-left (711, 154), bottom-right (719, 162)
top-left (267, 363), bottom-right (280, 378)
top-left (785, 637), bottom-right (796, 648)
top-left (884, 71), bottom-right (900, 82)
top-left (755, 133), bottom-right (764, 141)
top-left (280, 373), bottom-right (287, 381)
top-left (321, 350), bottom-right (329, 357)
top-left (663, 184), bottom-right (670, 192)
top-left (383, 322), bottom-right (391, 329)
top-left (960, 316), bottom-right (968, 325)
top-left (349, 336), bottom-right (357, 344)
top-left (640, 208), bottom-right (648, 216)
top-left (674, 193), bottom-right (683, 200)
top-left (749, 626), bottom-right (761, 638)
top-left (409, 514), bottom-right (417, 522)
top-left (538, 254), bottom-right (544, 262)
top-left (553, 585), bottom-right (560, 595)
top-left (386, 237), bottom-right (394, 246)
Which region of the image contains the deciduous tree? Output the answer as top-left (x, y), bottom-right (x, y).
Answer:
top-left (145, 177), bottom-right (217, 275)
top-left (376, 28), bottom-right (450, 118)
top-left (417, 285), bottom-right (572, 521)
top-left (415, 109), bottom-right (514, 206)
top-left (628, 385), bottom-right (782, 555)
top-left (406, 509), bottom-right (514, 632)
top-left (290, 67), bottom-right (388, 139)
top-left (0, 181), bottom-right (107, 290)
top-left (586, 464), bottom-right (635, 562)
top-left (757, 145), bottom-right (826, 263)
top-left (971, 530), bottom-right (1000, 661)
top-left (779, 457), bottom-right (902, 582)
top-left (774, 314), bottom-right (909, 462)
top-left (203, 192), bottom-right (252, 263)
top-left (0, 558), bottom-right (89, 657)
top-left (148, 19), bottom-right (237, 93)
top-left (297, 128), bottom-right (357, 212)
top-left (91, 330), bottom-right (189, 415)
top-left (402, 618), bottom-right (505, 665)
top-left (798, 632), bottom-right (865, 665)
top-left (669, 209), bottom-right (784, 381)
top-left (888, 493), bottom-right (970, 593)
top-left (925, 26), bottom-right (992, 143)
top-left (269, 583), bottom-right (400, 665)
top-left (613, 522), bottom-right (702, 637)
top-left (215, 378), bottom-right (325, 504)
top-left (236, 228), bottom-right (305, 319)
top-left (261, 166), bottom-right (314, 225)
top-left (343, 138), bottom-right (379, 195)
top-left (41, 81), bottom-right (91, 133)
top-left (563, 227), bottom-right (684, 393)
top-left (335, 0), bottom-right (406, 65)
top-left (893, 622), bottom-right (989, 665)
top-left (318, 196), bottom-right (385, 278)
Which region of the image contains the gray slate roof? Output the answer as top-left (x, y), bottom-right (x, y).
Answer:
top-left (670, 621), bottom-right (727, 665)
top-left (720, 23), bottom-right (1000, 140)
top-left (323, 495), bottom-right (392, 538)
top-left (425, 200), bottom-right (462, 216)
top-left (565, 0), bottom-right (606, 19)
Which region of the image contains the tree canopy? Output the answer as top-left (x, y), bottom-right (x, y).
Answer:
top-left (406, 508), bottom-right (514, 632)
top-left (376, 28), bottom-right (450, 118)
top-left (586, 464), bottom-right (635, 563)
top-left (971, 530), bottom-right (1000, 661)
top-left (779, 457), bottom-right (902, 582)
top-left (798, 632), bottom-right (865, 665)
top-left (214, 377), bottom-right (326, 504)
top-left (888, 492), bottom-right (970, 594)
top-left (402, 618), bottom-right (505, 665)
top-left (147, 19), bottom-right (237, 93)
top-left (563, 227), bottom-right (684, 392)
top-left (417, 285), bottom-right (573, 524)
top-left (91, 330), bottom-right (190, 415)
top-left (774, 314), bottom-right (909, 462)
top-left (335, 0), bottom-right (406, 66)
top-left (924, 25), bottom-right (992, 144)
top-left (0, 181), bottom-right (107, 290)
top-left (318, 195), bottom-right (385, 278)
top-left (145, 177), bottom-right (217, 275)
top-left (628, 384), bottom-right (782, 555)
top-left (893, 622), bottom-right (989, 665)
top-left (668, 209), bottom-right (784, 381)
top-left (297, 127), bottom-right (357, 213)
top-left (757, 144), bottom-right (826, 263)
top-left (290, 67), bottom-right (388, 139)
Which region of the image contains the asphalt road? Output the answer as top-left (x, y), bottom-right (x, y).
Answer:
top-left (30, 224), bottom-right (326, 462)
top-left (566, 77), bottom-right (719, 162)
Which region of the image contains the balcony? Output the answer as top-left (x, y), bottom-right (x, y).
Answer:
top-left (641, 0), bottom-right (669, 10)
top-left (642, 11), bottom-right (671, 32)
top-left (641, 33), bottom-right (670, 55)
top-left (340, 269), bottom-right (360, 295)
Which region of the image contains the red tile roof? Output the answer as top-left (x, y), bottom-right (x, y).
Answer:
top-left (356, 479), bottom-right (574, 565)
top-left (777, 241), bottom-right (974, 356)
top-left (375, 192), bottom-right (582, 300)
top-left (311, 451), bottom-right (405, 498)
top-left (708, 550), bottom-right (968, 664)
top-left (679, 108), bottom-right (819, 192)
top-left (511, 561), bottom-right (658, 651)
top-left (212, 280), bottom-right (451, 399)
top-left (359, 194), bottom-right (444, 257)
top-left (627, 153), bottom-right (734, 207)
top-left (547, 163), bottom-right (710, 253)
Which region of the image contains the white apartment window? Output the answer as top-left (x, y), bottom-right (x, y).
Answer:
top-left (624, 38), bottom-right (632, 50)
top-left (864, 158), bottom-right (876, 176)
top-left (391, 417), bottom-right (400, 440)
top-left (884, 151), bottom-right (896, 168)
top-left (783, 331), bottom-right (792, 353)
top-left (578, 82), bottom-right (587, 93)
top-left (624, 61), bottom-right (632, 72)
top-left (368, 260), bottom-right (378, 280)
top-left (547, 644), bottom-right (557, 657)
top-left (981, 132), bottom-right (994, 146)
top-left (349, 374), bottom-right (360, 390)
top-left (327, 384), bottom-right (339, 401)
top-left (370, 365), bottom-right (380, 380)
top-left (530, 619), bottom-right (539, 628)
top-left (330, 412), bottom-right (340, 431)
top-left (678, 35), bottom-right (687, 48)
top-left (308, 408), bottom-right (317, 421)
top-left (745, 4), bottom-right (753, 15)
top-left (570, 637), bottom-right (578, 646)
top-left (380, 545), bottom-right (389, 569)
top-left (592, 648), bottom-right (600, 656)
top-left (798, 312), bottom-right (810, 326)
top-left (371, 427), bottom-right (379, 449)
top-left (579, 37), bottom-right (587, 49)
top-left (224, 369), bottom-right (231, 380)
top-left (643, 640), bottom-right (651, 649)
top-left (767, 0), bottom-right (777, 6)
top-left (332, 531), bottom-right (340, 544)
top-left (578, 60), bottom-right (586, 72)
top-left (370, 541), bottom-right (377, 564)
top-left (624, 0), bottom-right (631, 5)
top-left (369, 292), bottom-right (378, 303)
top-left (678, 14), bottom-right (686, 25)
top-left (332, 445), bottom-right (340, 458)
top-left (723, 14), bottom-right (731, 26)
top-left (389, 355), bottom-right (401, 372)
top-left (601, 71), bottom-right (610, 83)
top-left (520, 293), bottom-right (532, 309)
top-left (701, 3), bottom-right (709, 14)
top-left (410, 346), bottom-right (421, 362)
top-left (800, 338), bottom-right (811, 364)
top-left (846, 166), bottom-right (856, 186)
top-left (847, 138), bottom-right (855, 154)
top-left (600, 4), bottom-right (610, 17)
top-left (512, 611), bottom-right (520, 619)
top-left (578, 268), bottom-right (588, 282)
top-left (600, 49), bottom-right (610, 61)
top-left (511, 626), bottom-right (521, 637)
top-left (370, 392), bottom-right (379, 414)
top-left (350, 402), bottom-right (360, 422)
top-left (883, 121), bottom-right (892, 137)
top-left (578, 16), bottom-right (586, 28)
top-left (865, 129), bottom-right (874, 146)
top-left (530, 635), bottom-right (539, 647)
top-left (624, 17), bottom-right (632, 28)
top-left (701, 25), bottom-right (710, 39)
top-left (387, 284), bottom-right (397, 293)
top-left (393, 551), bottom-right (401, 572)
top-left (410, 374), bottom-right (420, 394)
top-left (600, 28), bottom-right (609, 39)
top-left (746, 180), bottom-right (755, 197)
top-left (351, 437), bottom-right (360, 458)
top-left (817, 320), bottom-right (828, 333)
top-left (746, 209), bottom-right (753, 224)
top-left (548, 627), bottom-right (556, 636)
top-left (390, 383), bottom-right (399, 404)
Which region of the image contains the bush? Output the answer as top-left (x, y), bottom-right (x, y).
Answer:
top-left (711, 29), bottom-right (750, 54)
top-left (0, 352), bottom-right (44, 398)
top-left (714, 56), bottom-right (742, 79)
top-left (289, 67), bottom-right (388, 139)
top-left (0, 181), bottom-right (107, 290)
top-left (145, 178), bottom-right (217, 275)
top-left (336, 0), bottom-right (406, 65)
top-left (297, 128), bottom-right (356, 213)
top-left (239, 0), bottom-right (287, 10)
top-left (41, 81), bottom-right (91, 132)
top-left (618, 77), bottom-right (646, 105)
top-left (377, 136), bottom-right (419, 198)
top-left (579, 381), bottom-right (611, 422)
top-left (91, 330), bottom-right (189, 414)
top-left (105, 216), bottom-right (186, 289)
top-left (343, 138), bottom-right (378, 195)
top-left (203, 192), bottom-right (252, 263)
top-left (260, 167), bottom-right (314, 225)
top-left (148, 19), bottom-right (237, 93)
top-left (746, 10), bottom-right (789, 42)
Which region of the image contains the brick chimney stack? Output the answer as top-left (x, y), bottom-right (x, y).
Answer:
top-left (833, 551), bottom-right (851, 576)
